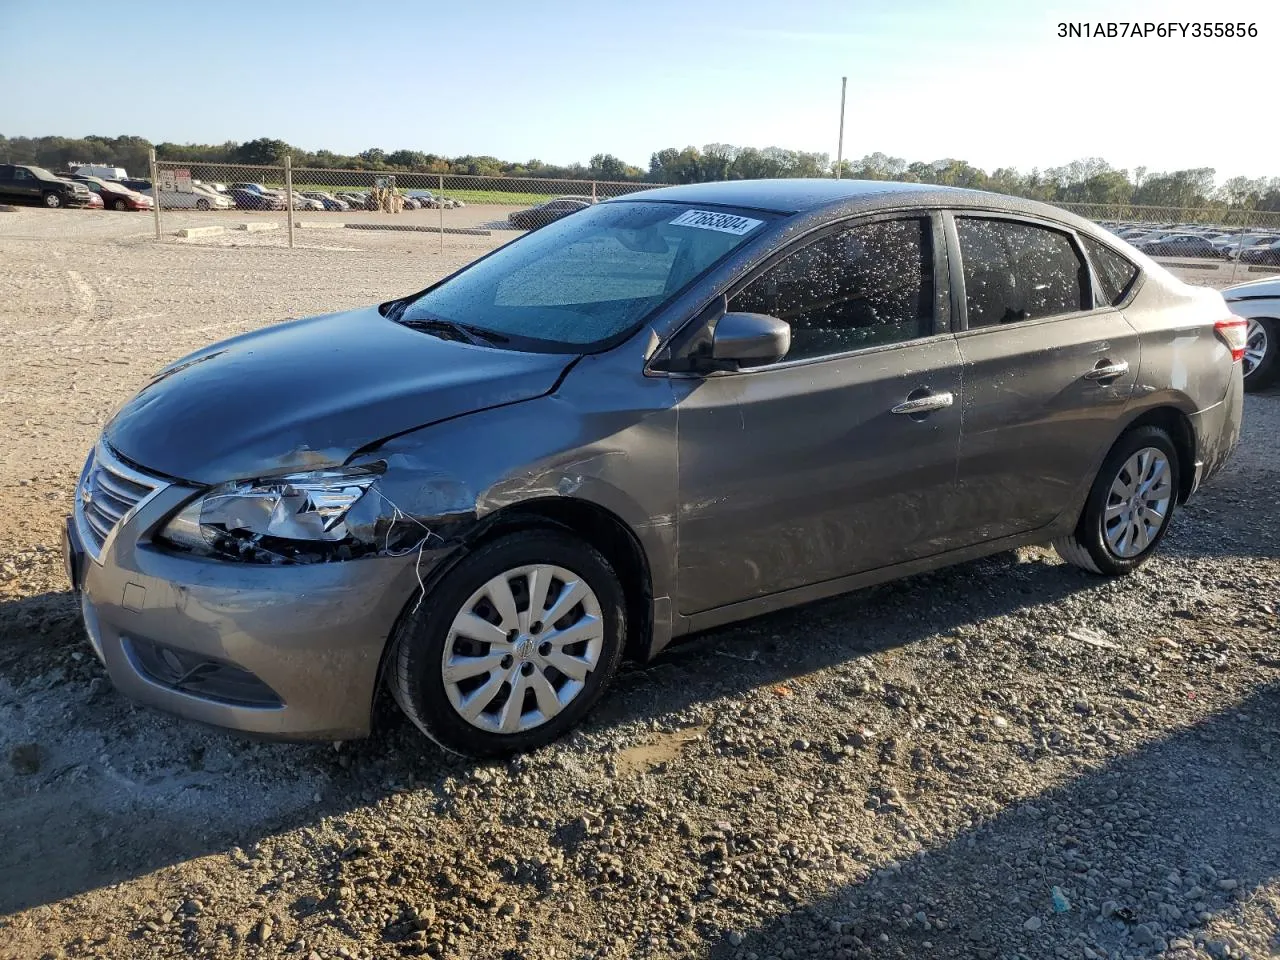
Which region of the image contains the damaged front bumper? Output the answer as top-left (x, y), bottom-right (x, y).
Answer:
top-left (67, 472), bottom-right (445, 739)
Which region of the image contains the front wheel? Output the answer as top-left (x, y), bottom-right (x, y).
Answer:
top-left (1053, 425), bottom-right (1179, 576)
top-left (387, 529), bottom-right (626, 756)
top-left (43, 192), bottom-right (62, 208)
top-left (1243, 317), bottom-right (1278, 392)
top-left (195, 198), bottom-right (210, 211)
top-left (113, 198), bottom-right (127, 211)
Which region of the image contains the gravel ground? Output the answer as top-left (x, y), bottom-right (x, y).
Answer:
top-left (1, 210), bottom-right (1278, 960)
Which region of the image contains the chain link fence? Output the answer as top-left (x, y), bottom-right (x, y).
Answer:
top-left (141, 156), bottom-right (1280, 282)
top-left (146, 156), bottom-right (664, 254)
top-left (1056, 202), bottom-right (1280, 285)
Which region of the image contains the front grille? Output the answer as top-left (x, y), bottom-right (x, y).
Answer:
top-left (74, 443), bottom-right (165, 561)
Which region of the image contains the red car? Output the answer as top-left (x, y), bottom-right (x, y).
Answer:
top-left (73, 175), bottom-right (153, 212)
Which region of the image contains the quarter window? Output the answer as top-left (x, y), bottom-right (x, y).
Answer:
top-left (730, 217), bottom-right (935, 362)
top-left (1081, 235), bottom-right (1140, 305)
top-left (955, 218), bottom-right (1089, 328)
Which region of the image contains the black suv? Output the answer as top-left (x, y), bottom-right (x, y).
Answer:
top-left (0, 164), bottom-right (93, 208)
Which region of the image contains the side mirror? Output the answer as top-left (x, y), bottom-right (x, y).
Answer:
top-left (710, 312), bottom-right (791, 367)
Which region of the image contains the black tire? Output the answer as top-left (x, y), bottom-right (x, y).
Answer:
top-left (1053, 425), bottom-right (1180, 576)
top-left (1243, 317), bottom-right (1279, 392)
top-left (113, 198), bottom-right (127, 211)
top-left (196, 198), bottom-right (210, 211)
top-left (43, 192), bottom-right (62, 209)
top-left (387, 529), bottom-right (626, 756)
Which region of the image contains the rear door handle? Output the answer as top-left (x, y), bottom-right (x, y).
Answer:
top-left (890, 391), bottom-right (954, 415)
top-left (1083, 360), bottom-right (1130, 381)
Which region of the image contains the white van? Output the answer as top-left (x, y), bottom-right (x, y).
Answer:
top-left (70, 164), bottom-right (128, 181)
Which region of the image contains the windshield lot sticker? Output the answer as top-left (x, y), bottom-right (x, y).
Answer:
top-left (669, 209), bottom-right (763, 235)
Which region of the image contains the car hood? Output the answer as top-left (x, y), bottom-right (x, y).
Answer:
top-left (104, 306), bottom-right (575, 484)
top-left (1223, 276), bottom-right (1280, 300)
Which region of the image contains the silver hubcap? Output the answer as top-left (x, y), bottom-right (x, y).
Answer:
top-left (45, 194), bottom-right (59, 207)
top-left (442, 563), bottom-right (603, 734)
top-left (1243, 319), bottom-right (1268, 378)
top-left (1103, 447), bottom-right (1173, 558)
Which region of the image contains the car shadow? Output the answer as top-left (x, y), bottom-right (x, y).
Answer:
top-left (706, 682), bottom-right (1280, 959)
top-left (0, 551), bottom-right (1103, 917)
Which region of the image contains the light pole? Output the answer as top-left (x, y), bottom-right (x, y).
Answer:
top-left (835, 76), bottom-right (847, 179)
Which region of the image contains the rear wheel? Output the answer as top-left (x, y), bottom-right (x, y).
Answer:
top-left (1243, 317), bottom-right (1278, 391)
top-left (43, 192), bottom-right (62, 208)
top-left (196, 198), bottom-right (210, 211)
top-left (1053, 425), bottom-right (1179, 576)
top-left (112, 198), bottom-right (127, 211)
top-left (388, 529), bottom-right (626, 756)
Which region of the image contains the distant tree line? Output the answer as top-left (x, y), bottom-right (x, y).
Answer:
top-left (3, 133), bottom-right (1279, 212)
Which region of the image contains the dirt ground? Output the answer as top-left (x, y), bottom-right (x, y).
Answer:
top-left (1, 209), bottom-right (1278, 960)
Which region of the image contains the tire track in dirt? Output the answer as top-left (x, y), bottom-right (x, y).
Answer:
top-left (59, 270), bottom-right (114, 338)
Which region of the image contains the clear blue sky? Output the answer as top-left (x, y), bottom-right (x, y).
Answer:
top-left (2, 0), bottom-right (1274, 179)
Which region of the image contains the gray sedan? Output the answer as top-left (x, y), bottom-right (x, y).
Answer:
top-left (65, 180), bottom-right (1243, 755)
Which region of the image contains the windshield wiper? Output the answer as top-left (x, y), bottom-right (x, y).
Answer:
top-left (397, 315), bottom-right (509, 346)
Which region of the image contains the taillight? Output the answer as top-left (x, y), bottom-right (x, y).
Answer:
top-left (1214, 317), bottom-right (1248, 362)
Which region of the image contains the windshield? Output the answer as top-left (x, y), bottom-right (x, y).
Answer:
top-left (398, 201), bottom-right (773, 350)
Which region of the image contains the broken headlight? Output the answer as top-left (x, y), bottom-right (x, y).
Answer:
top-left (160, 467), bottom-right (382, 557)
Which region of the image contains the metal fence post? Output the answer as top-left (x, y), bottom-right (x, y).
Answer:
top-left (438, 174), bottom-right (445, 255)
top-left (284, 155), bottom-right (294, 248)
top-left (149, 148), bottom-right (161, 239)
top-left (1229, 217), bottom-right (1244, 286)
top-left (592, 180), bottom-right (598, 202)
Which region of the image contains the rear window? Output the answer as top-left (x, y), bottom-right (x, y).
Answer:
top-left (955, 217), bottom-right (1090, 328)
top-left (1081, 236), bottom-right (1140, 305)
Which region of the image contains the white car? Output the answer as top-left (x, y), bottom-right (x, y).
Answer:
top-left (407, 190), bottom-right (464, 209)
top-left (1223, 276), bottom-right (1280, 391)
top-left (145, 184), bottom-right (234, 211)
top-left (290, 192), bottom-right (325, 212)
top-left (1220, 234), bottom-right (1279, 259)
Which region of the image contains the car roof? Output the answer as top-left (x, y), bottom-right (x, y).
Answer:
top-left (609, 178), bottom-right (981, 214)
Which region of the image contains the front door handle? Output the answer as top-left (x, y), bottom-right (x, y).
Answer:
top-left (1083, 360), bottom-right (1130, 381)
top-left (890, 391), bottom-right (954, 416)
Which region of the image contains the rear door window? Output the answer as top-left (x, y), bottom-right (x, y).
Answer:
top-left (955, 217), bottom-right (1090, 328)
top-left (1080, 236), bottom-right (1140, 305)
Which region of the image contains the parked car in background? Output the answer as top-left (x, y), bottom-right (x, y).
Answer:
top-left (84, 190), bottom-right (104, 209)
top-left (1132, 234), bottom-right (1223, 259)
top-left (229, 182), bottom-right (287, 201)
top-left (228, 188), bottom-right (286, 211)
top-left (407, 190), bottom-right (463, 209)
top-left (1222, 277), bottom-right (1280, 391)
top-left (119, 178), bottom-right (152, 194)
top-left (508, 196), bottom-right (592, 229)
top-left (338, 191), bottom-right (374, 210)
top-left (401, 196), bottom-right (420, 210)
top-left (70, 163), bottom-right (128, 181)
top-left (1239, 239), bottom-right (1280, 266)
top-left (65, 179), bottom-right (1244, 755)
top-left (301, 191), bottom-right (349, 211)
top-left (0, 164), bottom-right (94, 208)
top-left (289, 192), bottom-right (326, 212)
top-left (71, 175), bottom-right (153, 211)
top-left (1221, 234), bottom-right (1278, 259)
top-left (143, 184), bottom-right (234, 211)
